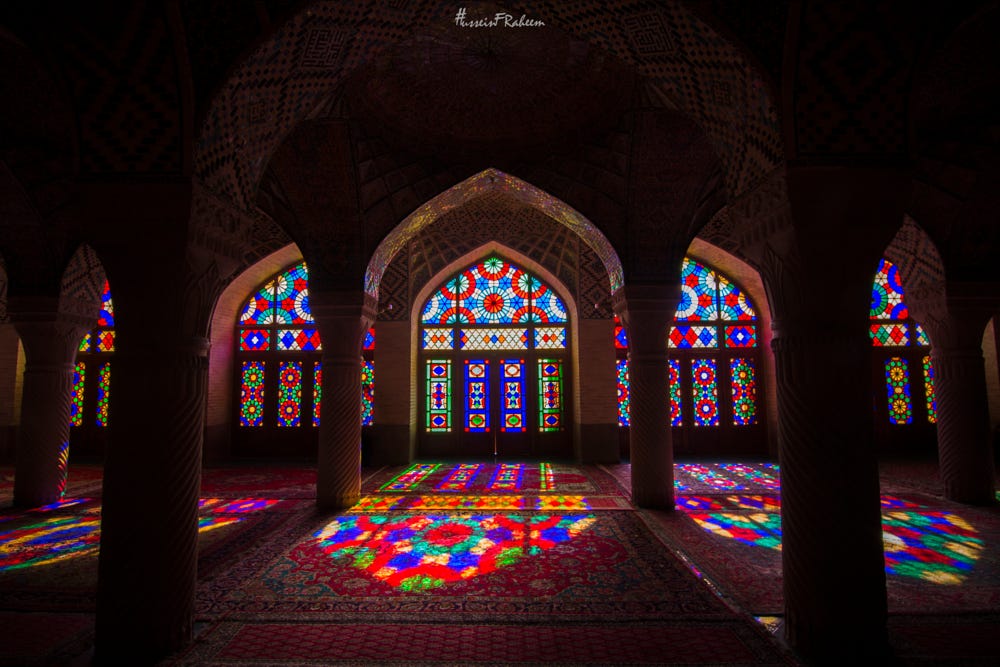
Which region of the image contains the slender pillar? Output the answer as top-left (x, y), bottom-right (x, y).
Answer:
top-left (312, 293), bottom-right (375, 510)
top-left (95, 336), bottom-right (209, 663)
top-left (916, 299), bottom-right (998, 505)
top-left (10, 301), bottom-right (91, 507)
top-left (617, 284), bottom-right (680, 509)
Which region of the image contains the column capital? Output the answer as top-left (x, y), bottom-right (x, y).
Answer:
top-left (9, 303), bottom-right (95, 364)
top-left (613, 283), bottom-right (681, 354)
top-left (907, 286), bottom-right (1000, 350)
top-left (310, 289), bottom-right (377, 356)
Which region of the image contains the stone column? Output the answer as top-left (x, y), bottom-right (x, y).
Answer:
top-left (95, 336), bottom-right (209, 663)
top-left (10, 299), bottom-right (91, 507)
top-left (616, 284), bottom-right (680, 509)
top-left (312, 292), bottom-right (375, 510)
top-left (771, 320), bottom-right (888, 660)
top-left (914, 296), bottom-right (998, 505)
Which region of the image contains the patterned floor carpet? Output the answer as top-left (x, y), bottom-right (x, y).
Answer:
top-left (2, 460), bottom-right (999, 664)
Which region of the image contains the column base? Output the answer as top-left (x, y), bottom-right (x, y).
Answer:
top-left (631, 488), bottom-right (675, 511)
top-left (317, 493), bottom-right (361, 511)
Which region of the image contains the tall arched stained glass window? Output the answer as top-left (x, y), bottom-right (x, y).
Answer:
top-left (615, 257), bottom-right (761, 441)
top-left (235, 263), bottom-right (374, 451)
top-left (71, 280), bottom-right (115, 430)
top-left (418, 254), bottom-right (570, 458)
top-left (870, 258), bottom-right (936, 425)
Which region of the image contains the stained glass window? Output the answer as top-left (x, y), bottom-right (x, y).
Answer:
top-left (464, 360), bottom-right (491, 432)
top-left (419, 255), bottom-right (570, 435)
top-left (885, 357), bottom-right (913, 425)
top-left (870, 258), bottom-right (935, 427)
top-left (692, 359), bottom-right (719, 427)
top-left (615, 258), bottom-right (759, 431)
top-left (240, 361), bottom-right (265, 428)
top-left (617, 359), bottom-right (630, 427)
top-left (501, 359), bottom-right (526, 432)
top-left (923, 356), bottom-right (936, 424)
top-left (70, 363), bottom-right (85, 428)
top-left (538, 359), bottom-right (563, 432)
top-left (73, 280), bottom-right (115, 432)
top-left (730, 358), bottom-right (757, 426)
top-left (236, 262), bottom-right (374, 433)
top-left (426, 359), bottom-right (452, 432)
top-left (96, 363), bottom-right (111, 428)
top-left (277, 361), bottom-right (302, 428)
top-left (362, 360), bottom-right (375, 427)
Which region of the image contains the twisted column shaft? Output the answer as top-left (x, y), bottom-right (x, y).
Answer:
top-left (772, 324), bottom-right (887, 659)
top-left (95, 338), bottom-right (208, 663)
top-left (11, 311), bottom-right (90, 507)
top-left (617, 285), bottom-right (679, 510)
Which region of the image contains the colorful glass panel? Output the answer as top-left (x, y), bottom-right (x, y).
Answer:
top-left (464, 258), bottom-right (522, 324)
top-left (915, 324), bottom-right (930, 347)
top-left (538, 358), bottom-right (563, 432)
top-left (885, 357), bottom-right (913, 425)
top-left (923, 355), bottom-right (937, 424)
top-left (717, 275), bottom-right (756, 321)
top-left (70, 362), bottom-right (85, 427)
top-left (95, 331), bottom-right (115, 352)
top-left (426, 360), bottom-right (451, 432)
top-left (313, 362), bottom-right (322, 427)
top-left (668, 326), bottom-right (718, 349)
top-left (78, 333), bottom-right (91, 353)
top-left (870, 258), bottom-right (909, 320)
top-left (275, 328), bottom-right (322, 351)
top-left (363, 328), bottom-right (375, 350)
top-left (240, 329), bottom-right (270, 351)
top-left (533, 327), bottom-right (567, 349)
top-left (458, 328), bottom-right (528, 350)
top-left (422, 328), bottom-right (455, 350)
top-left (691, 358), bottom-right (719, 427)
top-left (870, 323), bottom-right (909, 347)
top-left (669, 359), bottom-right (682, 427)
top-left (675, 258), bottom-right (718, 321)
top-left (617, 359), bottom-right (630, 427)
top-left (97, 280), bottom-right (115, 327)
top-left (724, 325), bottom-right (757, 348)
top-left (730, 358), bottom-right (757, 426)
top-left (273, 264), bottom-right (312, 324)
top-left (277, 361), bottom-right (302, 427)
top-left (96, 362), bottom-right (111, 427)
top-left (529, 287), bottom-right (568, 323)
top-left (361, 360), bottom-right (374, 426)
top-left (614, 324), bottom-right (628, 349)
top-left (240, 361), bottom-right (265, 427)
top-left (464, 360), bottom-right (490, 432)
top-left (240, 279), bottom-right (277, 325)
top-left (501, 359), bottom-right (526, 432)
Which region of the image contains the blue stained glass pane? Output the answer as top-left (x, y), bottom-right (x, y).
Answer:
top-left (363, 328), bottom-right (375, 350)
top-left (241, 280), bottom-right (276, 325)
top-left (273, 264), bottom-right (312, 325)
top-left (97, 280), bottom-right (115, 327)
top-left (717, 275), bottom-right (756, 321)
top-left (464, 359), bottom-right (490, 432)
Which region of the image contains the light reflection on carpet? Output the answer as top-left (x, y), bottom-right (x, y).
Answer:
top-left (352, 494), bottom-right (631, 512)
top-left (0, 497), bottom-right (281, 572)
top-left (311, 513), bottom-right (596, 591)
top-left (677, 493), bottom-right (985, 584)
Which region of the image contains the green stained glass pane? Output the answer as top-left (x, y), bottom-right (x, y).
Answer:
top-left (870, 258), bottom-right (908, 320)
top-left (617, 359), bottom-right (629, 427)
top-left (70, 362), bottom-right (85, 427)
top-left (885, 357), bottom-right (913, 425)
top-left (240, 361), bottom-right (265, 427)
top-left (730, 358), bottom-right (757, 426)
top-left (923, 355), bottom-right (936, 424)
top-left (870, 323), bottom-right (909, 347)
top-left (362, 360), bottom-right (374, 426)
top-left (426, 359), bottom-right (451, 432)
top-left (537, 358), bottom-right (563, 432)
top-left (96, 362), bottom-right (111, 427)
top-left (78, 333), bottom-right (91, 353)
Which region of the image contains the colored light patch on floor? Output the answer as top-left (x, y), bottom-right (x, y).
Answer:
top-left (882, 510), bottom-right (984, 584)
top-left (687, 511), bottom-right (783, 551)
top-left (487, 463), bottom-right (524, 491)
top-left (0, 515), bottom-right (101, 572)
top-left (676, 495), bottom-right (780, 512)
top-left (379, 463), bottom-right (441, 492)
top-left (673, 462), bottom-right (781, 494)
top-left (352, 495), bottom-right (610, 512)
top-left (311, 513), bottom-right (595, 591)
top-left (539, 462), bottom-right (554, 491)
top-left (435, 463), bottom-right (483, 491)
top-left (199, 498), bottom-right (282, 513)
top-left (406, 495), bottom-right (526, 511)
top-left (718, 463), bottom-right (781, 490)
top-left (0, 498), bottom-right (94, 524)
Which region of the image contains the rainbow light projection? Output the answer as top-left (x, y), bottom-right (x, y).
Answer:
top-left (0, 497), bottom-right (281, 572)
top-left (436, 463), bottom-right (483, 491)
top-left (380, 463), bottom-right (441, 492)
top-left (676, 482), bottom-right (985, 584)
top-left (487, 463), bottom-right (524, 491)
top-left (311, 513), bottom-right (595, 591)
